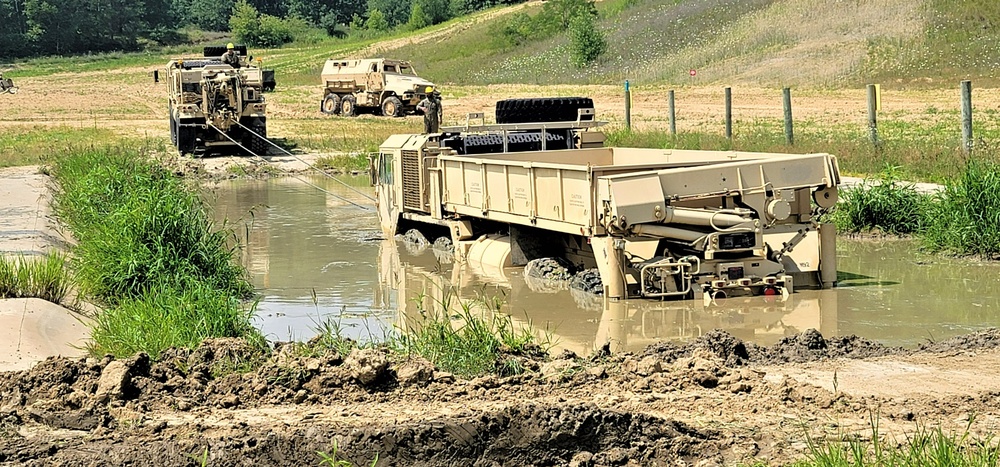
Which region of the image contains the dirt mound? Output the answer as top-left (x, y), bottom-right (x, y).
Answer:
top-left (918, 328), bottom-right (1000, 353)
top-left (644, 329), bottom-right (902, 366)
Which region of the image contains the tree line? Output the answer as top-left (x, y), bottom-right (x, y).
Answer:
top-left (0, 0), bottom-right (524, 58)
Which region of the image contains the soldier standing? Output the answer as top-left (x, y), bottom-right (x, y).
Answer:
top-left (416, 87), bottom-right (439, 133)
top-left (221, 43), bottom-right (241, 69)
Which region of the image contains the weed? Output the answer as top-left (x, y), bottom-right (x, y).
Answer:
top-left (828, 165), bottom-right (929, 235)
top-left (50, 146), bottom-right (262, 359)
top-left (392, 287), bottom-right (549, 378)
top-left (795, 410), bottom-right (1000, 466)
top-left (318, 439), bottom-right (379, 467)
top-left (921, 158), bottom-right (1000, 257)
top-left (0, 252), bottom-right (72, 304)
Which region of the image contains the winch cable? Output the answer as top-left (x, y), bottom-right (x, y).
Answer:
top-left (204, 123), bottom-right (372, 211)
top-left (233, 120), bottom-right (376, 203)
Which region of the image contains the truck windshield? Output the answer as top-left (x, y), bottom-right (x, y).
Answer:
top-left (396, 65), bottom-right (417, 76)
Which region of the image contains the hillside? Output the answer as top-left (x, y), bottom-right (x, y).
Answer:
top-left (378, 0), bottom-right (1000, 88)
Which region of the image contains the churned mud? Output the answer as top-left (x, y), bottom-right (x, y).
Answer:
top-left (2, 329), bottom-right (1000, 465)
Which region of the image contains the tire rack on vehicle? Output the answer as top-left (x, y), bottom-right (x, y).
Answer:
top-left (495, 97), bottom-right (595, 124)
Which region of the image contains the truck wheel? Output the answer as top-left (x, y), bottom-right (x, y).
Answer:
top-left (250, 120), bottom-right (267, 156)
top-left (176, 125), bottom-right (196, 157)
top-left (321, 94), bottom-right (341, 115)
top-left (341, 95), bottom-right (357, 117)
top-left (495, 97), bottom-right (595, 124)
top-left (381, 96), bottom-right (403, 117)
top-left (170, 117), bottom-right (178, 147)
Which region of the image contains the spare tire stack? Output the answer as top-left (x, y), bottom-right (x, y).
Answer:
top-left (495, 97), bottom-right (595, 124)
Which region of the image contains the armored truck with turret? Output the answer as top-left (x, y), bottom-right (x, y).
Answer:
top-left (166, 45), bottom-right (268, 157)
top-left (320, 58), bottom-right (438, 117)
top-left (373, 98), bottom-right (840, 302)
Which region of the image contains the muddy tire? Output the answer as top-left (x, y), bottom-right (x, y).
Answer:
top-left (247, 119), bottom-right (267, 156)
top-left (169, 116), bottom-right (178, 147)
top-left (321, 94), bottom-right (341, 115)
top-left (569, 268), bottom-right (604, 295)
top-left (495, 97), bottom-right (595, 124)
top-left (525, 257), bottom-right (575, 281)
top-left (381, 96), bottom-right (403, 117)
top-left (341, 95), bottom-right (357, 117)
top-left (176, 125), bottom-right (196, 157)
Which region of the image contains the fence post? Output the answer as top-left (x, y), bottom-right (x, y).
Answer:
top-left (961, 80), bottom-right (973, 155)
top-left (624, 80), bottom-right (631, 131)
top-left (724, 87), bottom-right (732, 140)
top-left (783, 87), bottom-right (793, 145)
top-left (668, 90), bottom-right (676, 135)
top-left (867, 84), bottom-right (880, 149)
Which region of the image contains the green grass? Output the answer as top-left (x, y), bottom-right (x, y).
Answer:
top-left (787, 413), bottom-right (1000, 466)
top-left (828, 165), bottom-right (930, 235)
top-left (0, 252), bottom-right (72, 304)
top-left (921, 158), bottom-right (1000, 257)
top-left (49, 145), bottom-right (263, 358)
top-left (299, 288), bottom-right (550, 379)
top-left (392, 288), bottom-right (548, 378)
top-left (0, 127), bottom-right (126, 168)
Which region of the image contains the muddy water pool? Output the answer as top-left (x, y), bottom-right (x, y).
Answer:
top-left (211, 176), bottom-right (1000, 354)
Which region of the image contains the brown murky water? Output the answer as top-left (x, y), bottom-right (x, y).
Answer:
top-left (211, 176), bottom-right (1000, 353)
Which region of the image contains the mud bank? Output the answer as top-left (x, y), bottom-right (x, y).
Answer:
top-left (3, 329), bottom-right (1000, 465)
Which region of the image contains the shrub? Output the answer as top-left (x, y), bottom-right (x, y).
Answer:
top-left (568, 13), bottom-right (606, 67)
top-left (921, 159), bottom-right (1000, 257)
top-left (828, 165), bottom-right (929, 235)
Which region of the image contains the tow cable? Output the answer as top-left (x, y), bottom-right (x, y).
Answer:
top-left (205, 122), bottom-right (373, 211)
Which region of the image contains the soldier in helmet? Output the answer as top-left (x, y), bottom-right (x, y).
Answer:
top-left (221, 43), bottom-right (241, 69)
top-left (416, 87), bottom-right (439, 133)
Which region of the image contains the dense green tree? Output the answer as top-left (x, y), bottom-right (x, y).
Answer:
top-left (230, 0), bottom-right (293, 47)
top-left (180, 0), bottom-right (236, 30)
top-left (367, 0), bottom-right (408, 26)
top-left (568, 12), bottom-right (605, 67)
top-left (24, 0), bottom-right (143, 54)
top-left (406, 2), bottom-right (429, 30)
top-left (287, 0), bottom-right (365, 26)
top-left (412, 0), bottom-right (448, 25)
top-left (364, 8), bottom-right (390, 31)
top-left (0, 0), bottom-right (30, 57)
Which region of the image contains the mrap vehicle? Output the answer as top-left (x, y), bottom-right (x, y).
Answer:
top-left (373, 98), bottom-right (840, 301)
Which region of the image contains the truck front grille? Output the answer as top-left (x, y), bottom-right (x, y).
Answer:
top-left (401, 150), bottom-right (422, 211)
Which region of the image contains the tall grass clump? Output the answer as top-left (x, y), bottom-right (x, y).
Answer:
top-left (0, 252), bottom-right (72, 303)
top-left (827, 165), bottom-right (929, 235)
top-left (796, 413), bottom-right (1000, 466)
top-left (49, 146), bottom-right (262, 358)
top-left (393, 289), bottom-right (548, 378)
top-left (920, 159), bottom-right (1000, 257)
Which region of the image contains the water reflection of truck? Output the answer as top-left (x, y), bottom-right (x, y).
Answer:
top-left (378, 235), bottom-right (839, 355)
top-left (373, 100), bottom-right (841, 302)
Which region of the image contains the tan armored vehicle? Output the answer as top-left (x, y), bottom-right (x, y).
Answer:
top-left (0, 72), bottom-right (17, 94)
top-left (373, 98), bottom-right (840, 302)
top-left (166, 45), bottom-right (268, 156)
top-left (320, 58), bottom-right (438, 117)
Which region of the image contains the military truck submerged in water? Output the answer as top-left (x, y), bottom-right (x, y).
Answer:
top-left (373, 98), bottom-right (840, 301)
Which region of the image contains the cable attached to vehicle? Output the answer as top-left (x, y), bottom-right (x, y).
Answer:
top-left (204, 123), bottom-right (372, 211)
top-left (233, 120), bottom-right (377, 203)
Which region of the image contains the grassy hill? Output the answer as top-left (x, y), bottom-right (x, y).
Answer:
top-left (6, 0), bottom-right (1000, 89)
top-left (388, 0), bottom-right (1000, 88)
